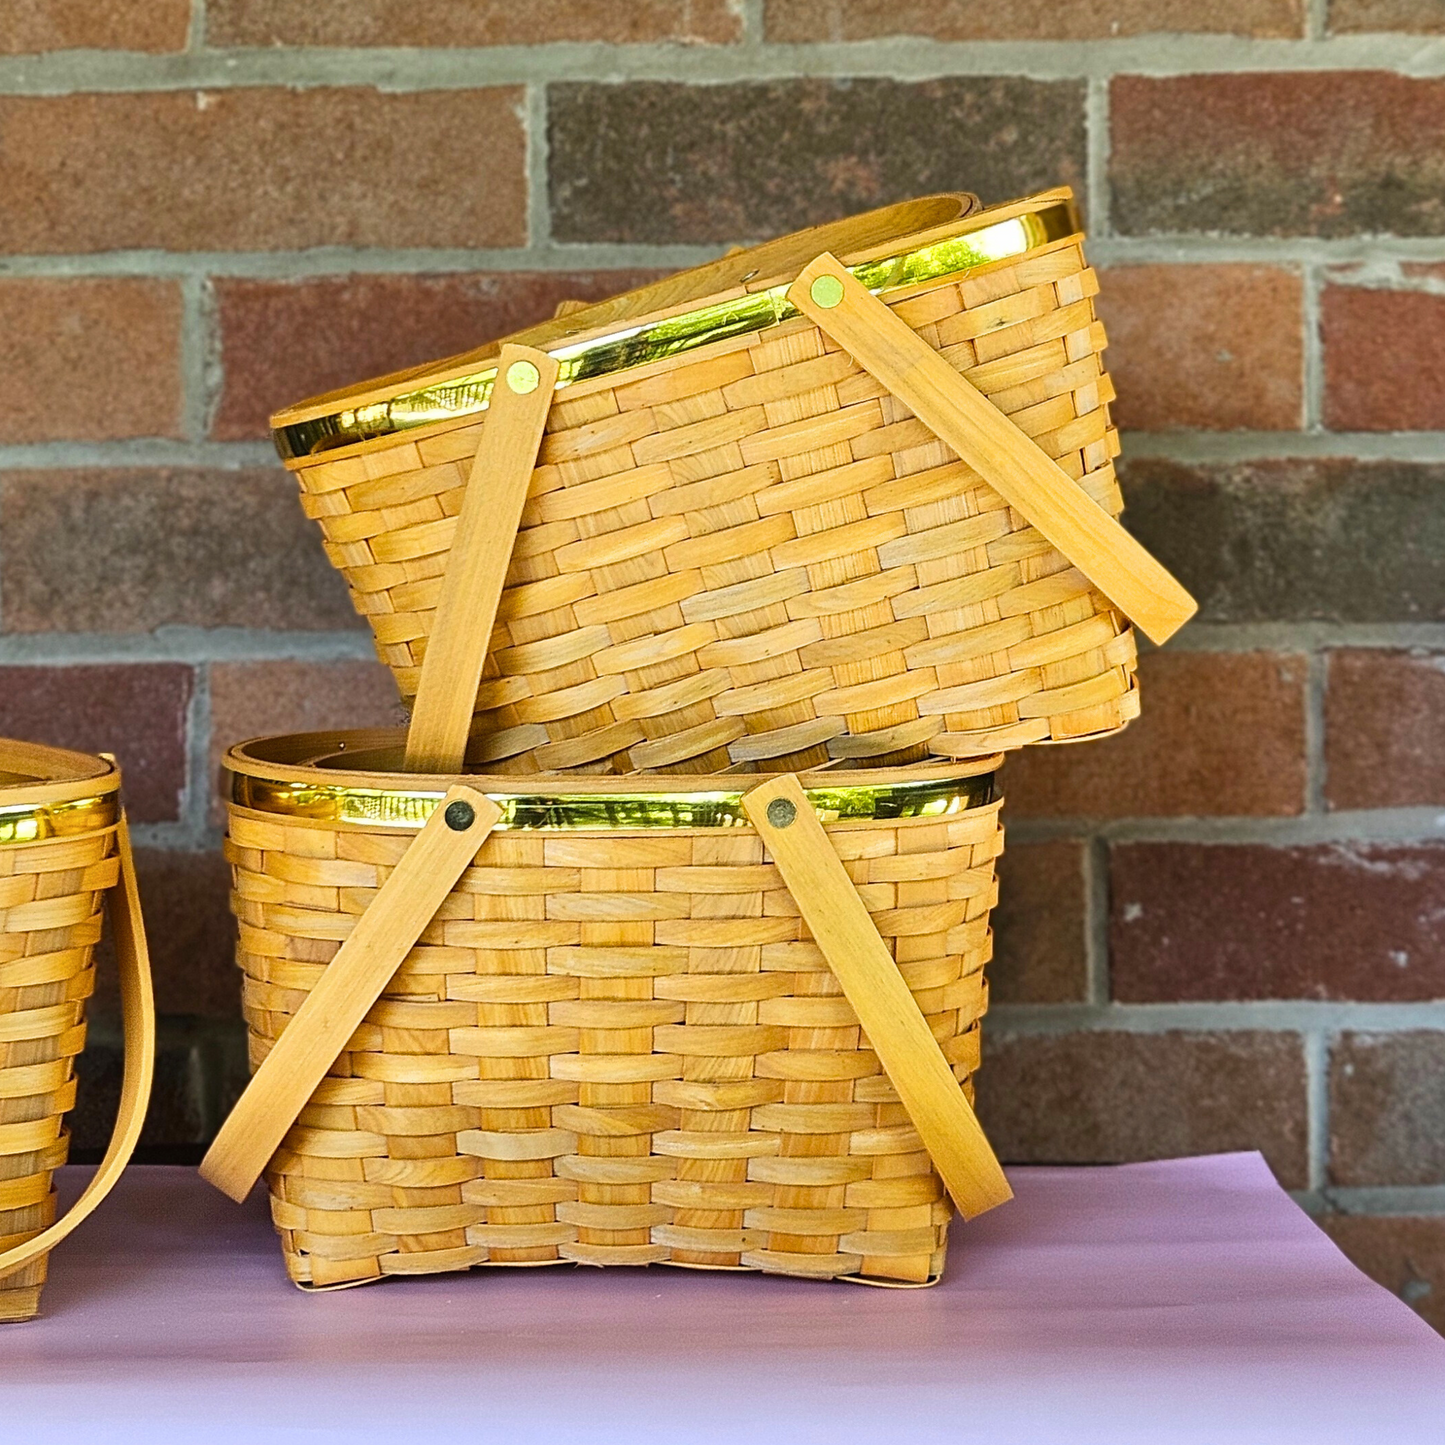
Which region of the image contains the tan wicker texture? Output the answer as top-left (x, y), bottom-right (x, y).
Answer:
top-left (0, 744), bottom-right (121, 1323)
top-left (224, 736), bottom-right (1003, 1288)
top-left (280, 189), bottom-right (1139, 774)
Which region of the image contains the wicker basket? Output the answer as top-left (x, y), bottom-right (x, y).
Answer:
top-left (271, 189), bottom-right (1193, 776)
top-left (0, 740), bottom-right (154, 1322)
top-left (204, 730), bottom-right (1009, 1288)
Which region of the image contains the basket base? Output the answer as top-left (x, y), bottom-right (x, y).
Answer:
top-left (0, 1283), bottom-right (43, 1322)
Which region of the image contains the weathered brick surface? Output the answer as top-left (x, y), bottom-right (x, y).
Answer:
top-left (214, 270), bottom-right (664, 440)
top-left (1119, 458), bottom-right (1445, 623)
top-left (0, 89), bottom-right (527, 254)
top-left (1111, 843), bottom-right (1445, 1001)
top-left (0, 665), bottom-right (190, 823)
top-left (1331, 1032), bottom-right (1445, 1185)
top-left (1100, 265), bottom-right (1303, 431)
top-left (548, 78), bottom-right (1086, 243)
top-left (0, 279), bottom-right (182, 444)
top-left (766, 0), bottom-right (1304, 39)
top-left (0, 0), bottom-right (190, 52)
top-left (1320, 1216), bottom-right (1445, 1335)
top-left (976, 1030), bottom-right (1309, 1187)
top-left (209, 0), bottom-right (742, 45)
top-left (209, 660), bottom-right (403, 820)
top-left (1329, 0), bottom-right (1445, 30)
top-left (990, 840), bottom-right (1089, 1004)
top-left (1111, 73), bottom-right (1445, 236)
top-left (1322, 285), bottom-right (1445, 431)
top-left (1326, 650), bottom-right (1445, 810)
top-left (1005, 651), bottom-right (1307, 819)
top-left (0, 469), bottom-right (360, 633)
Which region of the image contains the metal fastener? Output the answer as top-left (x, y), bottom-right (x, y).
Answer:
top-left (506, 359), bottom-right (541, 394)
top-left (444, 800), bottom-right (476, 831)
top-left (766, 797), bottom-right (797, 828)
top-left (809, 274), bottom-right (845, 309)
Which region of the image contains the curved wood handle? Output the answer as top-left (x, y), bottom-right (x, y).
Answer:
top-left (0, 814), bottom-right (156, 1282)
top-left (742, 775), bottom-right (1011, 1220)
top-left (201, 787), bottom-right (502, 1202)
top-left (788, 252), bottom-right (1197, 646)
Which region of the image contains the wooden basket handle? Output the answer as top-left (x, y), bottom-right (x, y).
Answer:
top-left (200, 787), bottom-right (502, 1202)
top-left (788, 253), bottom-right (1197, 646)
top-left (403, 345), bottom-right (559, 775)
top-left (742, 775), bottom-right (1012, 1219)
top-left (0, 813), bottom-right (156, 1282)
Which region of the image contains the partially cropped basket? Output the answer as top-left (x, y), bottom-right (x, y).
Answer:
top-left (210, 731), bottom-right (1007, 1288)
top-left (273, 189), bottom-right (1191, 775)
top-left (0, 741), bottom-right (154, 1322)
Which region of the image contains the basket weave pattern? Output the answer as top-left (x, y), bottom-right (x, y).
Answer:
top-left (0, 823), bottom-right (118, 1321)
top-left (226, 797), bottom-right (1002, 1287)
top-left (295, 234), bottom-right (1136, 774)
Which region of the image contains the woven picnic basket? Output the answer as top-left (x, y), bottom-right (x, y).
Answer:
top-left (0, 740), bottom-right (154, 1322)
top-left (202, 730), bottom-right (1011, 1288)
top-left (271, 188), bottom-right (1193, 776)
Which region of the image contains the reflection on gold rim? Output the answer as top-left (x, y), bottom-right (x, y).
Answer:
top-left (274, 202), bottom-right (1076, 462)
top-left (0, 795), bottom-right (117, 845)
top-left (232, 772), bottom-right (997, 831)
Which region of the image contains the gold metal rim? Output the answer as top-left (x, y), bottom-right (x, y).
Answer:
top-left (0, 794), bottom-right (118, 845)
top-left (274, 197), bottom-right (1077, 462)
top-left (231, 771), bottom-right (997, 832)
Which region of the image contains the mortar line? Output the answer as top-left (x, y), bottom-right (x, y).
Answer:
top-left (180, 659), bottom-right (214, 848)
top-left (1322, 1185), bottom-right (1445, 1214)
top-left (1084, 835), bottom-right (1111, 1005)
top-left (736, 0), bottom-right (767, 48)
top-left (1305, 0), bottom-right (1329, 41)
top-left (1085, 75), bottom-right (1111, 238)
top-left (524, 83), bottom-right (551, 249)
top-left (1305, 649), bottom-right (1329, 815)
top-left (177, 274), bottom-right (210, 443)
top-left (989, 1001), bottom-right (1445, 1032)
top-left (1164, 622), bottom-right (1445, 652)
top-left (188, 0), bottom-right (207, 51)
top-left (1305, 1028), bottom-right (1330, 1193)
top-left (0, 629), bottom-right (380, 664)
top-left (1302, 260), bottom-right (1325, 432)
top-left (1007, 810), bottom-right (1445, 846)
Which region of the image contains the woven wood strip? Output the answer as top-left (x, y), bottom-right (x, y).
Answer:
top-left (227, 790), bottom-right (1004, 1288)
top-left (288, 195), bottom-right (1139, 775)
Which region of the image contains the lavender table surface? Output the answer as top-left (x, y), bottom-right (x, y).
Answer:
top-left (2, 1153), bottom-right (1441, 1443)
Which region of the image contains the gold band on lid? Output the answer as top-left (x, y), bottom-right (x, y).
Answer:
top-left (0, 794), bottom-right (117, 845)
top-left (273, 197), bottom-right (1077, 462)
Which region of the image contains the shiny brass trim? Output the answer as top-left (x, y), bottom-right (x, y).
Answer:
top-left (0, 794), bottom-right (117, 845)
top-left (231, 771), bottom-right (996, 832)
top-left (274, 200), bottom-right (1075, 462)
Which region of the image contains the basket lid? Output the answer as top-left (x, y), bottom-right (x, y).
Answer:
top-left (271, 188), bottom-right (1079, 463)
top-left (227, 731), bottom-right (1000, 831)
top-left (0, 739), bottom-right (120, 843)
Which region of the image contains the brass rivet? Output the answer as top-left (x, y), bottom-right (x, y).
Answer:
top-left (766, 797), bottom-right (797, 829)
top-left (506, 359), bottom-right (541, 394)
top-left (809, 274), bottom-right (845, 309)
top-left (444, 800), bottom-right (476, 831)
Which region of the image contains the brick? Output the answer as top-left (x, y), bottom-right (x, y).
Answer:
top-left (1320, 1217), bottom-right (1445, 1336)
top-left (1119, 458), bottom-right (1445, 623)
top-left (0, 279), bottom-right (182, 444)
top-left (1329, 0), bottom-right (1445, 31)
top-left (1111, 73), bottom-right (1445, 237)
top-left (1331, 1032), bottom-right (1445, 1185)
top-left (71, 1028), bottom-right (206, 1154)
top-left (990, 840), bottom-right (1089, 1004)
top-left (1099, 265), bottom-right (1303, 431)
top-left (214, 270), bottom-right (664, 441)
top-left (92, 849), bottom-right (235, 1018)
top-left (209, 659), bottom-right (403, 821)
top-left (0, 89), bottom-right (526, 254)
top-left (0, 469), bottom-right (360, 633)
top-left (1326, 650), bottom-right (1445, 810)
top-left (0, 0), bottom-right (190, 52)
top-left (1005, 651), bottom-right (1307, 819)
top-left (975, 1030), bottom-right (1309, 1186)
top-left (1111, 843), bottom-right (1445, 1002)
top-left (1322, 285), bottom-right (1445, 431)
top-left (208, 0), bottom-right (742, 44)
top-left (548, 78), bottom-right (1085, 245)
top-left (0, 665), bottom-right (190, 823)
top-left (765, 0), bottom-right (1304, 39)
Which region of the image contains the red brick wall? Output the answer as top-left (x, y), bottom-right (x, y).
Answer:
top-left (5, 0), bottom-right (1443, 1331)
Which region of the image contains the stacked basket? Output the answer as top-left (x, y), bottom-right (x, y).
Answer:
top-left (202, 188), bottom-right (1195, 1289)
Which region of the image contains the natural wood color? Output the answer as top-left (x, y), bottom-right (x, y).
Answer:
top-left (741, 774), bottom-right (1010, 1218)
top-left (201, 785), bottom-right (502, 1202)
top-left (405, 346), bottom-right (559, 774)
top-left (788, 254), bottom-right (1196, 646)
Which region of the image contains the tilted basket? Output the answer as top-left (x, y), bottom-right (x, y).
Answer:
top-left (204, 731), bottom-right (1011, 1288)
top-left (0, 740), bottom-right (154, 1322)
top-left (271, 189), bottom-right (1193, 776)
